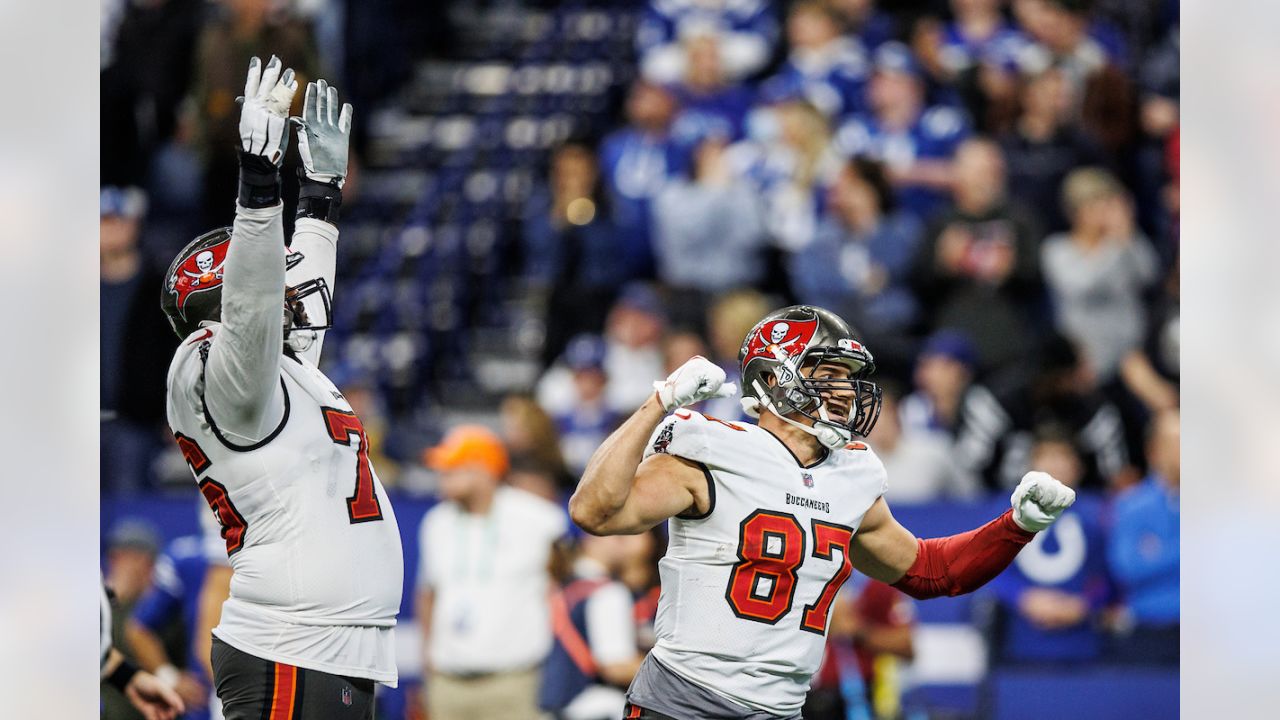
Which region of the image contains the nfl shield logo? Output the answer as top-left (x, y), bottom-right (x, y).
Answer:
top-left (802, 472), bottom-right (814, 488)
top-left (341, 686), bottom-right (353, 706)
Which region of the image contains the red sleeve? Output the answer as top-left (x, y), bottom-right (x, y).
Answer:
top-left (890, 509), bottom-right (1035, 600)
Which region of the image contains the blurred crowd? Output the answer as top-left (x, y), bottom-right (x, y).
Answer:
top-left (102, 0), bottom-right (1179, 718)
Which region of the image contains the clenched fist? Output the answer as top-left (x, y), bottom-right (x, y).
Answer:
top-left (653, 356), bottom-right (737, 412)
top-left (1010, 471), bottom-right (1076, 533)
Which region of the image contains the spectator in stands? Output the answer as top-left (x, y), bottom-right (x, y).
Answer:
top-left (732, 98), bottom-right (843, 253)
top-left (525, 141), bottom-right (627, 366)
top-left (500, 394), bottom-right (575, 494)
top-left (661, 330), bottom-right (711, 376)
top-left (835, 42), bottom-right (971, 222)
top-left (702, 289), bottom-right (770, 423)
top-left (190, 0), bottom-right (318, 227)
top-left (101, 187), bottom-right (177, 492)
top-left (988, 431), bottom-right (1111, 664)
top-left (125, 531), bottom-right (216, 719)
top-left (635, 0), bottom-right (778, 85)
top-left (417, 425), bottom-right (568, 720)
top-left (808, 577), bottom-right (917, 719)
top-left (652, 133), bottom-right (768, 321)
top-left (1119, 253), bottom-right (1178, 414)
top-left (599, 81), bottom-right (683, 280)
top-left (759, 0), bottom-right (871, 120)
top-left (1136, 24), bottom-right (1179, 246)
top-left (552, 335), bottom-right (622, 479)
top-left (102, 520), bottom-right (163, 720)
top-left (999, 67), bottom-right (1107, 233)
top-left (1017, 333), bottom-right (1133, 489)
top-left (828, 0), bottom-right (896, 50)
top-left (910, 138), bottom-right (1042, 378)
top-left (100, 0), bottom-right (206, 187)
top-left (1041, 167), bottom-right (1160, 384)
top-left (668, 33), bottom-right (756, 147)
top-left (939, 0), bottom-right (1031, 81)
top-left (872, 381), bottom-right (979, 504)
top-left (602, 284), bottom-right (668, 414)
top-left (539, 533), bottom-right (651, 720)
top-left (1012, 0), bottom-right (1136, 153)
top-left (1107, 409), bottom-right (1179, 664)
top-left (788, 156), bottom-right (923, 356)
top-left (899, 329), bottom-right (1026, 490)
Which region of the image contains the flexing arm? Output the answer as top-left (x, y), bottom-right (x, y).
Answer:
top-left (852, 473), bottom-right (1075, 600)
top-left (569, 357), bottom-right (734, 535)
top-left (569, 395), bottom-right (705, 535)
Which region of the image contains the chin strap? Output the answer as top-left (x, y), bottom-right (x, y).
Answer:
top-left (750, 379), bottom-right (851, 450)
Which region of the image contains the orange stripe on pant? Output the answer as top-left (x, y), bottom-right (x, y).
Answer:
top-left (269, 662), bottom-right (299, 720)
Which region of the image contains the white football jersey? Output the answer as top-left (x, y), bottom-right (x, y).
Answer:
top-left (644, 409), bottom-right (888, 714)
top-left (167, 325), bottom-right (404, 685)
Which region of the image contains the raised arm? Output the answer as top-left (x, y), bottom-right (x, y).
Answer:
top-left (201, 57), bottom-right (297, 443)
top-left (286, 78), bottom-right (353, 365)
top-left (852, 472), bottom-right (1075, 599)
top-left (569, 357), bottom-right (735, 535)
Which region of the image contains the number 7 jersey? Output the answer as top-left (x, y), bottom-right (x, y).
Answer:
top-left (644, 409), bottom-right (888, 715)
top-left (166, 326), bottom-right (404, 685)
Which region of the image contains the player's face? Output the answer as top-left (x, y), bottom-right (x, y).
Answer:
top-left (803, 361), bottom-right (857, 423)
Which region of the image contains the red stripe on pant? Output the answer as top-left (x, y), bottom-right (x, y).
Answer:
top-left (269, 662), bottom-right (299, 720)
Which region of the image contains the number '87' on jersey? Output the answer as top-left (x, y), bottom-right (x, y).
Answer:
top-left (643, 410), bottom-right (888, 716)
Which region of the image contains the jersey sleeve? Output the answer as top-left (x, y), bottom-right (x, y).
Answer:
top-left (201, 202), bottom-right (288, 444)
top-left (286, 217), bottom-right (338, 366)
top-left (642, 410), bottom-right (712, 465)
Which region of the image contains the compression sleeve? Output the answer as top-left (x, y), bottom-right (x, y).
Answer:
top-left (890, 509), bottom-right (1035, 600)
top-left (202, 202), bottom-right (287, 443)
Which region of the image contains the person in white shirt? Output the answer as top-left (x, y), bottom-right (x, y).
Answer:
top-left (416, 425), bottom-right (568, 720)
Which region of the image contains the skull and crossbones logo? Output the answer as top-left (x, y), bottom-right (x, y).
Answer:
top-left (184, 250), bottom-right (225, 287)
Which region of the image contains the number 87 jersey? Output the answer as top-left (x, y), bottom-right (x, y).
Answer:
top-left (644, 409), bottom-right (888, 715)
top-left (166, 326), bottom-right (403, 686)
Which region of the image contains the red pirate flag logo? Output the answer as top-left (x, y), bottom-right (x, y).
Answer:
top-left (741, 317), bottom-right (819, 367)
top-left (166, 237), bottom-right (230, 318)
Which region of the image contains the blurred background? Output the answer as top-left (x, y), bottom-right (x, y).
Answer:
top-left (99, 0), bottom-right (1179, 718)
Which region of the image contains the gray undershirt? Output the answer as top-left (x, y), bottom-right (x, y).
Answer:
top-left (626, 653), bottom-right (802, 720)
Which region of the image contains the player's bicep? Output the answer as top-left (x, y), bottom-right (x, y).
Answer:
top-left (595, 453), bottom-right (703, 535)
top-left (850, 497), bottom-right (920, 584)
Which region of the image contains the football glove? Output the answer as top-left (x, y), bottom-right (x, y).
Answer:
top-left (290, 79), bottom-right (353, 188)
top-left (653, 356), bottom-right (738, 413)
top-left (1010, 471), bottom-right (1077, 532)
top-left (238, 55), bottom-right (297, 165)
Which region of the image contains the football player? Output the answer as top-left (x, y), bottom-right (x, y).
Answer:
top-left (570, 305), bottom-right (1075, 719)
top-left (162, 56), bottom-right (402, 720)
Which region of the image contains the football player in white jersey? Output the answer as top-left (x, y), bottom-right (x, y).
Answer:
top-left (570, 305), bottom-right (1075, 719)
top-left (162, 56), bottom-right (403, 720)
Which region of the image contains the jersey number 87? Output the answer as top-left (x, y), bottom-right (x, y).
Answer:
top-left (725, 510), bottom-right (855, 635)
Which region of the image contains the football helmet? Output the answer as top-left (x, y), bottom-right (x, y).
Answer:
top-left (739, 305), bottom-right (882, 448)
top-left (161, 227), bottom-right (332, 349)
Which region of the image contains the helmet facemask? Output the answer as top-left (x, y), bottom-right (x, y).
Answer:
top-left (748, 344), bottom-right (883, 449)
top-left (282, 277), bottom-right (333, 354)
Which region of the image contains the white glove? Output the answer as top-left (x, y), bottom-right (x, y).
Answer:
top-left (238, 55), bottom-right (298, 164)
top-left (653, 356), bottom-right (738, 413)
top-left (290, 78), bottom-right (353, 187)
top-left (1010, 471), bottom-right (1077, 532)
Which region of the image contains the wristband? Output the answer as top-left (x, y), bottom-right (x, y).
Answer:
top-left (106, 658), bottom-right (140, 692)
top-left (296, 175), bottom-right (343, 224)
top-left (238, 152), bottom-right (281, 208)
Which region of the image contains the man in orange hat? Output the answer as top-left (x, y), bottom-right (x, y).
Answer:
top-left (415, 425), bottom-right (569, 720)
